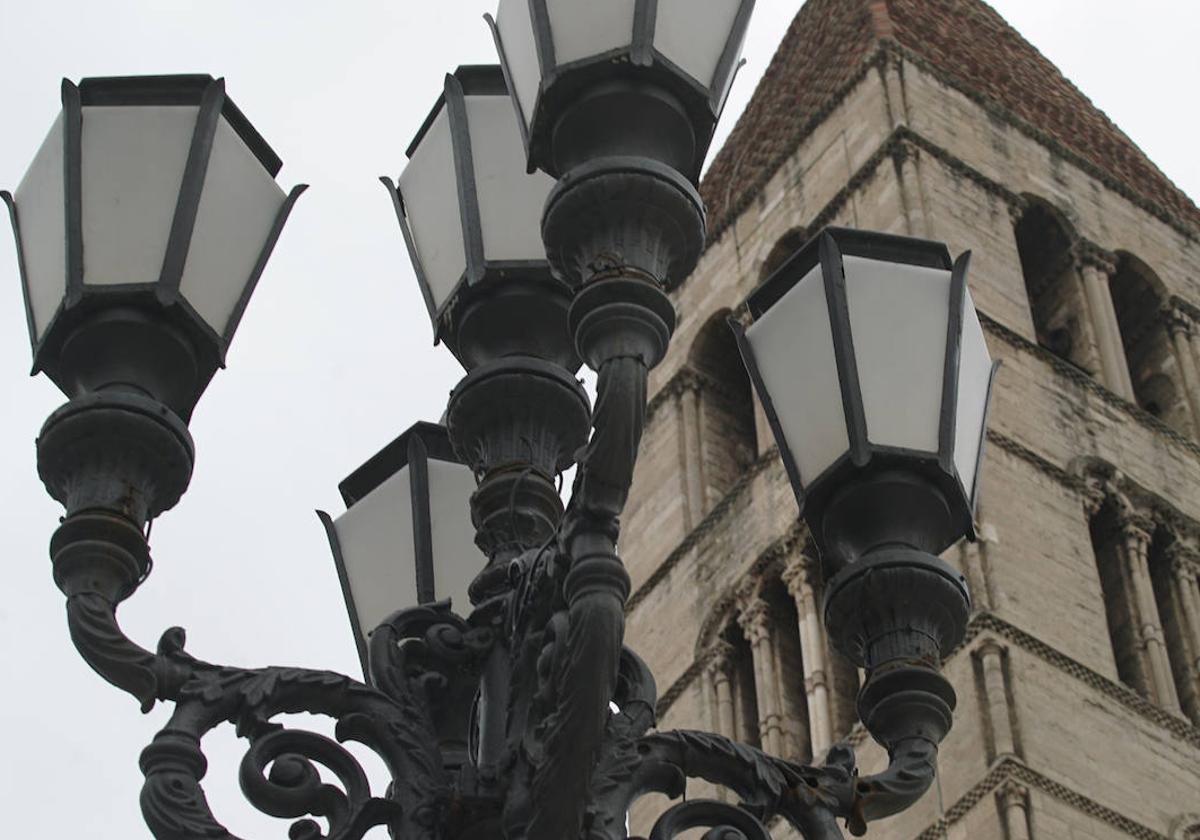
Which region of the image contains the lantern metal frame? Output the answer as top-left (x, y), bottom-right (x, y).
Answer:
top-left (486, 0), bottom-right (755, 179)
top-left (732, 227), bottom-right (1000, 553)
top-left (1, 75), bottom-right (306, 401)
top-left (319, 421), bottom-right (464, 676)
top-left (381, 66), bottom-right (568, 337)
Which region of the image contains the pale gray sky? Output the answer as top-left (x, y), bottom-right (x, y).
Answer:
top-left (0, 2), bottom-right (1196, 837)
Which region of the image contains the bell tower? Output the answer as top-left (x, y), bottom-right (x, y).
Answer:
top-left (622, 0), bottom-right (1200, 837)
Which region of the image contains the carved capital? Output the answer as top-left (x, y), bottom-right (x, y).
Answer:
top-left (781, 555), bottom-right (818, 602)
top-left (1073, 239), bottom-right (1118, 276)
top-left (703, 640), bottom-right (737, 681)
top-left (806, 669), bottom-right (828, 692)
top-left (1005, 194), bottom-right (1029, 224)
top-left (1161, 303), bottom-right (1196, 340)
top-left (973, 636), bottom-right (1007, 662)
top-left (737, 598), bottom-right (774, 645)
top-left (996, 778), bottom-right (1030, 812)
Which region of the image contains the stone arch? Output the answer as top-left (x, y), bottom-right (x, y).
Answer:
top-left (1110, 252), bottom-right (1187, 430)
top-left (1013, 195), bottom-right (1096, 372)
top-left (687, 310), bottom-right (757, 510)
top-left (760, 227), bottom-right (807, 282)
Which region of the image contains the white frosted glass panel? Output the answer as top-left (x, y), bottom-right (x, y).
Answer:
top-left (654, 0), bottom-right (741, 88)
top-left (496, 0), bottom-right (541, 128)
top-left (747, 264), bottom-right (848, 485)
top-left (400, 109), bottom-right (467, 312)
top-left (14, 113), bottom-right (66, 340)
top-left (180, 118), bottom-right (285, 336)
top-left (334, 467), bottom-right (418, 642)
top-left (954, 291), bottom-right (992, 502)
top-left (545, 0), bottom-right (636, 65)
top-left (427, 460), bottom-right (486, 616)
top-left (80, 105), bottom-right (196, 286)
top-left (466, 96), bottom-right (555, 263)
top-left (844, 255), bottom-right (949, 454)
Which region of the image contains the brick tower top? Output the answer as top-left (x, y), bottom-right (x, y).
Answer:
top-left (702, 0), bottom-right (1200, 241)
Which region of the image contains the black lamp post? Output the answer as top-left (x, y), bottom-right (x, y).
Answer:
top-left (6, 9), bottom-right (998, 840)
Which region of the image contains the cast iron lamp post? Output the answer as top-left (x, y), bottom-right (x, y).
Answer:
top-left (4, 6), bottom-right (995, 840)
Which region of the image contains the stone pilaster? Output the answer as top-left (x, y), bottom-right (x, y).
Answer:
top-left (996, 780), bottom-right (1032, 840)
top-left (973, 638), bottom-right (1017, 759)
top-left (677, 378), bottom-right (706, 529)
top-left (782, 556), bottom-right (833, 757)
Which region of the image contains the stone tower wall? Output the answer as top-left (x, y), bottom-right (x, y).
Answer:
top-left (623, 44), bottom-right (1200, 840)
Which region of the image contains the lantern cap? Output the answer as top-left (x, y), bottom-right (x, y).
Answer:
top-left (338, 421), bottom-right (458, 507)
top-left (76, 74), bottom-right (282, 176)
top-left (748, 227), bottom-right (953, 319)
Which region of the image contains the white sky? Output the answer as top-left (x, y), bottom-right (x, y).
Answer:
top-left (0, 2), bottom-right (1196, 837)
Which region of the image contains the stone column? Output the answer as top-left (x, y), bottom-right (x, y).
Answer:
top-left (1163, 305), bottom-right (1200, 436)
top-left (1078, 248), bottom-right (1136, 400)
top-left (1117, 510), bottom-right (1182, 713)
top-left (677, 377), bottom-right (706, 528)
top-left (974, 639), bottom-right (1016, 758)
top-left (1167, 545), bottom-right (1200, 725)
top-left (782, 558), bottom-right (833, 757)
top-left (996, 780), bottom-right (1031, 840)
top-left (738, 596), bottom-right (786, 756)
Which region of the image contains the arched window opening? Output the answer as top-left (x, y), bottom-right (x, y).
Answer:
top-left (760, 228), bottom-right (806, 281)
top-left (761, 576), bottom-right (811, 761)
top-left (689, 312), bottom-right (757, 510)
top-left (1088, 504), bottom-right (1150, 696)
top-left (1014, 199), bottom-right (1094, 372)
top-left (1110, 254), bottom-right (1187, 430)
top-left (721, 623), bottom-right (760, 748)
top-left (1150, 538), bottom-right (1200, 726)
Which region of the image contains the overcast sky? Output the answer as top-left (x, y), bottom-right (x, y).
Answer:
top-left (0, 2), bottom-right (1197, 837)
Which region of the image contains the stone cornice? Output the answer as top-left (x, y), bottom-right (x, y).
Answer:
top-left (978, 311), bottom-right (1200, 462)
top-left (625, 446), bottom-right (782, 617)
top-left (646, 366), bottom-right (746, 424)
top-left (912, 755), bottom-right (1172, 840)
top-left (886, 42), bottom-right (1200, 244)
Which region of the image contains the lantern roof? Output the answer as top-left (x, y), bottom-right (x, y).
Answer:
top-left (77, 74), bottom-right (282, 176)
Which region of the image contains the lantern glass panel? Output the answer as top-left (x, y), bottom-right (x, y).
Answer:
top-left (80, 105), bottom-right (196, 287)
top-left (14, 114), bottom-right (65, 340)
top-left (466, 94), bottom-right (555, 262)
top-left (654, 0), bottom-right (742, 89)
top-left (844, 255), bottom-right (950, 454)
top-left (495, 0), bottom-right (540, 129)
top-left (955, 293), bottom-right (991, 500)
top-left (426, 458), bottom-right (485, 615)
top-left (179, 117), bottom-right (286, 336)
top-left (399, 108), bottom-right (467, 315)
top-left (746, 262), bottom-right (848, 485)
top-left (544, 0), bottom-right (637, 66)
top-left (333, 467), bottom-right (419, 644)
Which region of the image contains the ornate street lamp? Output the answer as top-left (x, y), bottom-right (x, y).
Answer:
top-left (319, 421), bottom-right (485, 676)
top-left (733, 227), bottom-right (998, 826)
top-left (6, 11), bottom-right (998, 840)
top-left (2, 74), bottom-right (305, 422)
top-left (380, 65), bottom-right (574, 371)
